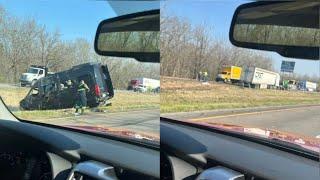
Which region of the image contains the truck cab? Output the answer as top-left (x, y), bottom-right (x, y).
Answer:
top-left (20, 65), bottom-right (48, 86)
top-left (216, 66), bottom-right (242, 83)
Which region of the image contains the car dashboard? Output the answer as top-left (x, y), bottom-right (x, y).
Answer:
top-left (160, 119), bottom-right (320, 180)
top-left (0, 150), bottom-right (157, 180)
top-left (0, 119), bottom-right (159, 180)
top-left (160, 151), bottom-right (266, 180)
top-left (0, 151), bottom-right (52, 180)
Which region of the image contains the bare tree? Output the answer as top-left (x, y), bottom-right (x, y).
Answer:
top-left (161, 14), bottom-right (274, 80)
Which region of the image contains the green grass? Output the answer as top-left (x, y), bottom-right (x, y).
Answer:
top-left (13, 109), bottom-right (74, 120)
top-left (0, 87), bottom-right (159, 120)
top-left (161, 76), bottom-right (320, 113)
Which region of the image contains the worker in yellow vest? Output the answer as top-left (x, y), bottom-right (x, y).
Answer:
top-left (75, 80), bottom-right (90, 115)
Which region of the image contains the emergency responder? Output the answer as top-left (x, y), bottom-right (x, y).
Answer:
top-left (198, 71), bottom-right (203, 81)
top-left (75, 80), bottom-right (90, 115)
top-left (203, 71), bottom-right (208, 82)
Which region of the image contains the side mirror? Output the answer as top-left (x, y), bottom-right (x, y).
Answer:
top-left (229, 1), bottom-right (319, 60)
top-left (94, 9), bottom-right (160, 63)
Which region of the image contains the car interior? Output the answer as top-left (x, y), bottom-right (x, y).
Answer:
top-left (160, 118), bottom-right (319, 180)
top-left (0, 1), bottom-right (319, 180)
top-left (0, 8), bottom-right (160, 180)
top-left (0, 97), bottom-right (159, 180)
top-left (160, 1), bottom-right (320, 180)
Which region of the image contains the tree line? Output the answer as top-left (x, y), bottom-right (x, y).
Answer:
top-left (160, 13), bottom-right (320, 84)
top-left (0, 6), bottom-right (159, 89)
top-left (160, 14), bottom-right (275, 80)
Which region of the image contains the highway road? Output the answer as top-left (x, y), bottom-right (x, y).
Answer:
top-left (35, 109), bottom-right (160, 137)
top-left (163, 105), bottom-right (320, 138)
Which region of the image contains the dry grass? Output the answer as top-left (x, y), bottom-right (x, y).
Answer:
top-left (161, 76), bottom-right (320, 113)
top-left (0, 87), bottom-right (29, 110)
top-left (99, 91), bottom-right (159, 112)
top-left (0, 87), bottom-right (159, 120)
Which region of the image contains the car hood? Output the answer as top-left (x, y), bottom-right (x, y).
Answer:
top-left (190, 121), bottom-right (320, 152)
top-left (63, 125), bottom-right (159, 142)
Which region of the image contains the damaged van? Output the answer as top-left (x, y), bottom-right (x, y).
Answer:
top-left (20, 62), bottom-right (114, 110)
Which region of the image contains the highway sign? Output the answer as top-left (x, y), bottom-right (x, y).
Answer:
top-left (280, 61), bottom-right (295, 73)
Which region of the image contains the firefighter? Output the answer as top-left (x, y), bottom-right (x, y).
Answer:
top-left (75, 80), bottom-right (90, 115)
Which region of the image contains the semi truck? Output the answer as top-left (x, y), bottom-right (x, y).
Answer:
top-left (297, 81), bottom-right (317, 92)
top-left (216, 66), bottom-right (242, 83)
top-left (282, 80), bottom-right (297, 90)
top-left (241, 67), bottom-right (280, 89)
top-left (129, 78), bottom-right (160, 92)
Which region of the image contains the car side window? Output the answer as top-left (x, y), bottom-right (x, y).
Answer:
top-left (78, 74), bottom-right (93, 88)
top-left (39, 70), bottom-right (44, 75)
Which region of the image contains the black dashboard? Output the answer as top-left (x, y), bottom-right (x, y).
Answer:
top-left (160, 119), bottom-right (320, 180)
top-left (0, 119), bottom-right (159, 180)
top-left (0, 151), bottom-right (52, 180)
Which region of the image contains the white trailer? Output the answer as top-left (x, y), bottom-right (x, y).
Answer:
top-left (130, 78), bottom-right (160, 91)
top-left (140, 78), bottom-right (160, 89)
top-left (241, 67), bottom-right (280, 89)
top-left (298, 81), bottom-right (317, 92)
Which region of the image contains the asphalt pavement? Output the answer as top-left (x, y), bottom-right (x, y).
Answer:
top-left (37, 109), bottom-right (160, 137)
top-left (162, 105), bottom-right (320, 138)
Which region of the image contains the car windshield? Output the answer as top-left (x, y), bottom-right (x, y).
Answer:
top-left (161, 0), bottom-right (320, 153)
top-left (0, 1), bottom-right (159, 142)
top-left (27, 68), bottom-right (39, 74)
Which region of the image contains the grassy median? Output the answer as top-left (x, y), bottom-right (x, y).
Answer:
top-left (0, 87), bottom-right (159, 120)
top-left (161, 76), bottom-right (320, 113)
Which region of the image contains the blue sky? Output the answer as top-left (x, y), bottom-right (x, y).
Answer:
top-left (0, 0), bottom-right (159, 41)
top-left (0, 0), bottom-right (318, 76)
top-left (0, 0), bottom-right (117, 41)
top-left (162, 0), bottom-right (320, 77)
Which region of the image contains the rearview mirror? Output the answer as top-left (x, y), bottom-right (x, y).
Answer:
top-left (94, 10), bottom-right (160, 62)
top-left (230, 1), bottom-right (319, 60)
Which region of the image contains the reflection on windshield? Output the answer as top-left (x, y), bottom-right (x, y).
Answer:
top-left (0, 1), bottom-right (160, 141)
top-left (234, 24), bottom-right (320, 47)
top-left (98, 31), bottom-right (159, 53)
